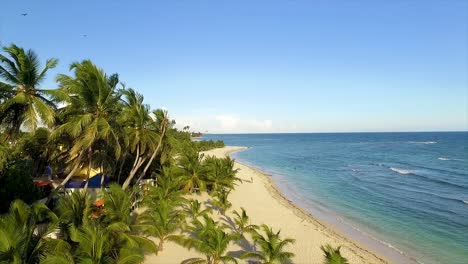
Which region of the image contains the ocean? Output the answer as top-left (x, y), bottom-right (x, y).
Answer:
top-left (203, 132), bottom-right (468, 264)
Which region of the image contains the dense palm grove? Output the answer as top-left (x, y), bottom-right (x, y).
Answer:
top-left (0, 45), bottom-right (347, 264)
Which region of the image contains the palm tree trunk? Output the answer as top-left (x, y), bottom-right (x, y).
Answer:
top-left (116, 156), bottom-right (126, 184)
top-left (83, 147), bottom-right (92, 193)
top-left (100, 164), bottom-right (105, 190)
top-left (122, 156), bottom-right (146, 190)
top-left (56, 151), bottom-right (85, 189)
top-left (135, 121), bottom-right (168, 185)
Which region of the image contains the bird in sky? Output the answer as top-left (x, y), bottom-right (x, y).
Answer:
top-left (21, 13), bottom-right (27, 16)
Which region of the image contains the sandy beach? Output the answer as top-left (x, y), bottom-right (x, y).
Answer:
top-left (145, 146), bottom-right (389, 264)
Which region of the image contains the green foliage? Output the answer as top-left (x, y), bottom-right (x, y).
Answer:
top-left (0, 44), bottom-right (58, 137)
top-left (136, 199), bottom-right (184, 253)
top-left (0, 165), bottom-right (44, 213)
top-left (53, 60), bottom-right (123, 181)
top-left (212, 189), bottom-right (232, 216)
top-left (183, 199), bottom-right (212, 224)
top-left (183, 215), bottom-right (239, 264)
top-left (0, 199), bottom-right (59, 264)
top-left (232, 207), bottom-right (258, 236)
top-left (320, 244), bottom-right (349, 264)
top-left (178, 148), bottom-right (209, 193)
top-left (14, 128), bottom-right (55, 177)
top-left (204, 156), bottom-right (240, 193)
top-left (193, 140), bottom-right (225, 152)
top-left (241, 224), bottom-right (295, 264)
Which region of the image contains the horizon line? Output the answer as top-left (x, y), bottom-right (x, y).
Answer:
top-left (200, 130), bottom-right (468, 135)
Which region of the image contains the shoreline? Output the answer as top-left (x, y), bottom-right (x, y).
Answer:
top-left (223, 146), bottom-right (393, 264)
top-left (146, 146), bottom-right (406, 263)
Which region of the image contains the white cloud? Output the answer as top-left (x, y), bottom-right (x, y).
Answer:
top-left (174, 113), bottom-right (274, 133)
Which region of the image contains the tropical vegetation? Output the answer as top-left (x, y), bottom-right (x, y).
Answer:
top-left (0, 44), bottom-right (348, 263)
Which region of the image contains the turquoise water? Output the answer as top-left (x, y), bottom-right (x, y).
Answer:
top-left (203, 132), bottom-right (468, 264)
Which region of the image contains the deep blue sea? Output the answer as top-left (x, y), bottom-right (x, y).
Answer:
top-left (203, 132), bottom-right (468, 264)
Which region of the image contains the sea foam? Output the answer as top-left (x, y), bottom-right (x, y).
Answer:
top-left (390, 167), bottom-right (414, 175)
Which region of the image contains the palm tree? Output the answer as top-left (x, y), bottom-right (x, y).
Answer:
top-left (42, 222), bottom-right (148, 264)
top-left (212, 189), bottom-right (232, 215)
top-left (232, 207), bottom-right (258, 236)
top-left (184, 199), bottom-right (212, 223)
top-left (320, 244), bottom-right (349, 264)
top-left (205, 156), bottom-right (241, 193)
top-left (133, 109), bottom-right (170, 187)
top-left (53, 60), bottom-right (122, 190)
top-left (178, 148), bottom-right (208, 193)
top-left (241, 224), bottom-right (295, 264)
top-left (119, 88), bottom-right (158, 190)
top-left (136, 199), bottom-right (184, 253)
top-left (144, 169), bottom-right (187, 206)
top-left (54, 190), bottom-right (92, 240)
top-left (0, 200), bottom-right (59, 264)
top-left (0, 44), bottom-right (59, 138)
top-left (101, 184), bottom-right (158, 255)
top-left (183, 215), bottom-right (239, 264)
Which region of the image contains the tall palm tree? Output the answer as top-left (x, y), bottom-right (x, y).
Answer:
top-left (53, 60), bottom-right (122, 189)
top-left (241, 224), bottom-right (295, 264)
top-left (119, 88), bottom-right (158, 189)
top-left (178, 148), bottom-right (208, 193)
top-left (320, 244), bottom-right (349, 264)
top-left (0, 200), bottom-right (59, 264)
top-left (133, 109), bottom-right (170, 188)
top-left (183, 215), bottom-right (239, 264)
top-left (0, 44), bottom-right (59, 138)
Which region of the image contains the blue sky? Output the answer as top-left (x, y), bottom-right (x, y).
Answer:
top-left (1, 0), bottom-right (467, 133)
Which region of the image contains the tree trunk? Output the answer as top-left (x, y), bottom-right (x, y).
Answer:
top-left (56, 151), bottom-right (85, 189)
top-left (100, 164), bottom-right (105, 190)
top-left (116, 156), bottom-right (126, 184)
top-left (158, 239), bottom-right (164, 253)
top-left (122, 155), bottom-right (146, 190)
top-left (135, 121), bottom-right (168, 185)
top-left (83, 147), bottom-right (92, 193)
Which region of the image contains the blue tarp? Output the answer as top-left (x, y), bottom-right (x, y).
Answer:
top-left (64, 174), bottom-right (109, 189)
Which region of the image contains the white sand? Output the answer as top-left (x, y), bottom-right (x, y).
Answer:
top-left (144, 146), bottom-right (389, 264)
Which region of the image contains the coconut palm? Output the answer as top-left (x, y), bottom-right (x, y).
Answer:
top-left (0, 44), bottom-right (59, 138)
top-left (320, 244), bottom-right (349, 264)
top-left (54, 190), bottom-right (92, 240)
top-left (136, 199), bottom-right (184, 253)
top-left (119, 88), bottom-right (158, 190)
top-left (42, 222), bottom-right (147, 264)
top-left (205, 156), bottom-right (240, 193)
top-left (241, 224), bottom-right (295, 264)
top-left (134, 109), bottom-right (171, 187)
top-left (178, 148), bottom-right (208, 193)
top-left (232, 207), bottom-right (258, 236)
top-left (144, 169), bottom-right (187, 207)
top-left (212, 189), bottom-right (232, 215)
top-left (0, 200), bottom-right (59, 264)
top-left (184, 199), bottom-right (212, 223)
top-left (183, 215), bottom-right (239, 264)
top-left (101, 184), bottom-right (158, 256)
top-left (53, 60), bottom-right (122, 189)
